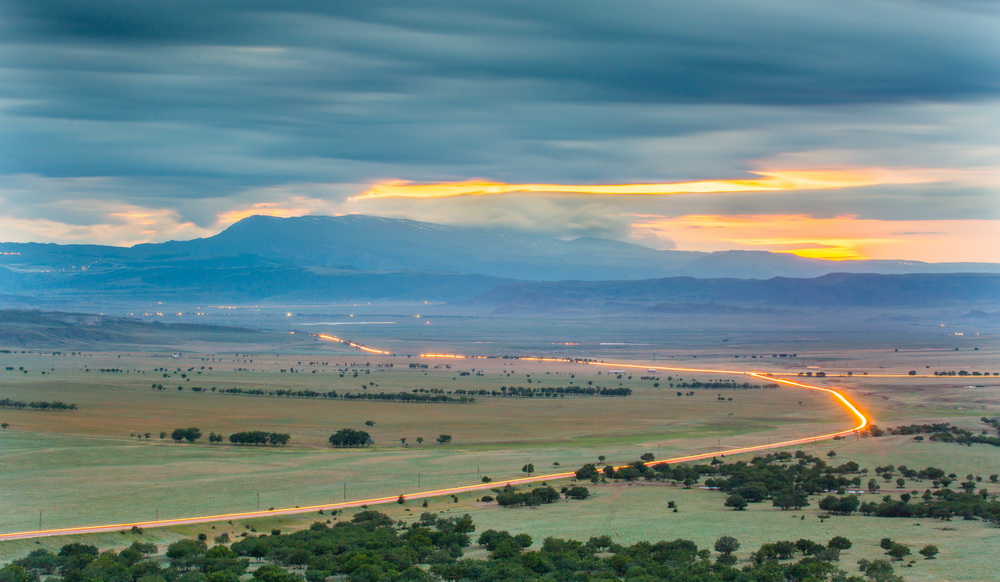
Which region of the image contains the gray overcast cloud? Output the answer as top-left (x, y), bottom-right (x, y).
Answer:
top-left (0, 0), bottom-right (997, 260)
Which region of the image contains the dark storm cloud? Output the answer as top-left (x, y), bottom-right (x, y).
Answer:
top-left (0, 0), bottom-right (997, 244)
top-left (15, 1), bottom-right (1000, 100)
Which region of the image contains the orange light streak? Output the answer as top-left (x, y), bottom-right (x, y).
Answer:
top-left (356, 345), bottom-right (391, 355)
top-left (314, 334), bottom-right (391, 355)
top-left (0, 346), bottom-right (877, 541)
top-left (351, 169), bottom-right (944, 201)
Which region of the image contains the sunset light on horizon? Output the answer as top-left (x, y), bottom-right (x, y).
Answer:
top-left (350, 167), bottom-right (966, 201)
top-left (628, 214), bottom-right (1000, 262)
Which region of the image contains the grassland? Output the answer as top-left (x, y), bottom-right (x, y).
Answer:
top-left (0, 311), bottom-right (997, 580)
top-left (2, 438), bottom-right (996, 581)
top-left (0, 347), bottom-right (844, 533)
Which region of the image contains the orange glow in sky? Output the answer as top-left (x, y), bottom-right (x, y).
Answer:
top-left (351, 168), bottom-right (945, 200)
top-left (630, 214), bottom-right (1000, 263)
top-left (217, 202), bottom-right (321, 225)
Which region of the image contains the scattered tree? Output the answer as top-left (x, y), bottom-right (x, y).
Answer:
top-left (714, 536), bottom-right (740, 555)
top-left (886, 542), bottom-right (910, 561)
top-left (724, 494), bottom-right (748, 511)
top-left (857, 558), bottom-right (898, 581)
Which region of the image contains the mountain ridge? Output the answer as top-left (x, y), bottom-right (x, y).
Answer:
top-left (465, 272), bottom-right (1000, 315)
top-left (1, 214), bottom-right (998, 303)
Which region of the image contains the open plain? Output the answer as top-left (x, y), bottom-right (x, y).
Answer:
top-left (1, 309), bottom-right (998, 581)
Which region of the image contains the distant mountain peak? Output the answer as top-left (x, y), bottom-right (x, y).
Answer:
top-left (2, 214), bottom-right (999, 305)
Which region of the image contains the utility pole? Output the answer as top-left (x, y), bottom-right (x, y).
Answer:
top-left (38, 510), bottom-right (42, 530)
top-left (417, 473), bottom-right (421, 487)
top-left (343, 482), bottom-right (347, 502)
top-left (256, 493), bottom-right (260, 511)
top-left (156, 509), bottom-right (159, 521)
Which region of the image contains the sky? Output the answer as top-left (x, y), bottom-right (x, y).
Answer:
top-left (1, 0), bottom-right (999, 262)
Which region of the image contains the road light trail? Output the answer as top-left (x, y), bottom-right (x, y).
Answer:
top-left (0, 346), bottom-right (871, 541)
top-left (313, 333), bottom-right (391, 354)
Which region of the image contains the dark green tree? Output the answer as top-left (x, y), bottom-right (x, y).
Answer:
top-left (171, 427), bottom-right (202, 443)
top-left (886, 543), bottom-right (910, 561)
top-left (574, 463), bottom-right (598, 480)
top-left (714, 536), bottom-right (740, 555)
top-left (0, 564), bottom-right (37, 582)
top-left (328, 428), bottom-right (372, 447)
top-left (772, 491), bottom-right (810, 511)
top-left (724, 494), bottom-right (748, 511)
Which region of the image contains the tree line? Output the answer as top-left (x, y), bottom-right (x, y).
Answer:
top-left (886, 420), bottom-right (1000, 447)
top-left (485, 484), bottom-right (591, 508)
top-left (228, 431), bottom-right (291, 446)
top-left (328, 428), bottom-right (373, 447)
top-left (168, 427), bottom-right (290, 446)
top-left (0, 398), bottom-right (77, 410)
top-left (670, 381), bottom-right (778, 390)
top-left (451, 385), bottom-right (632, 398)
top-left (216, 387), bottom-right (473, 403)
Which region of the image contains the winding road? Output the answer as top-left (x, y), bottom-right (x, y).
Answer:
top-left (0, 346), bottom-right (869, 541)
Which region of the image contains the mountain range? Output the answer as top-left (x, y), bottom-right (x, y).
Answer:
top-left (466, 272), bottom-right (1000, 315)
top-left (0, 214), bottom-right (997, 304)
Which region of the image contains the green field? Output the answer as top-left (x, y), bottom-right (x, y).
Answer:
top-left (1, 317), bottom-right (998, 581)
top-left (0, 348), bottom-right (845, 533)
